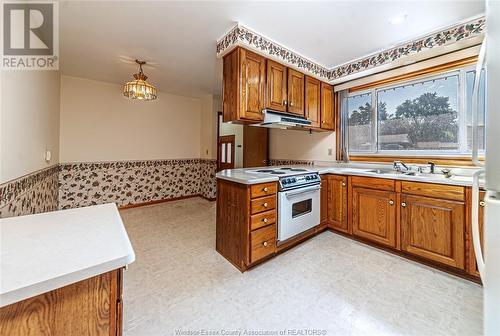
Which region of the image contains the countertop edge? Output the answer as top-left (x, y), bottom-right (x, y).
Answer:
top-left (0, 252), bottom-right (135, 308)
top-left (216, 167), bottom-right (476, 187)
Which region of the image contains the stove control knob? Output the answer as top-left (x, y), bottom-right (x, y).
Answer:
top-left (282, 180), bottom-right (287, 185)
top-left (292, 178), bottom-right (296, 183)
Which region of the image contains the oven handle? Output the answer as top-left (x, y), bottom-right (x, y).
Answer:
top-left (284, 185), bottom-right (321, 198)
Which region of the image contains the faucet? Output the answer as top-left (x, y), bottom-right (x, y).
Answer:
top-left (427, 161), bottom-right (436, 174)
top-left (393, 161), bottom-right (410, 173)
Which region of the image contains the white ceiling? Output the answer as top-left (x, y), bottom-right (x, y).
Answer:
top-left (60, 1), bottom-right (484, 98)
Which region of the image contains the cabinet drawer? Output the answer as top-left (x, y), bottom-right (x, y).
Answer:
top-left (251, 195), bottom-right (276, 214)
top-left (250, 210), bottom-right (276, 231)
top-left (250, 182), bottom-right (277, 198)
top-left (250, 224), bottom-right (276, 264)
top-left (401, 181), bottom-right (465, 201)
top-left (350, 176), bottom-right (395, 191)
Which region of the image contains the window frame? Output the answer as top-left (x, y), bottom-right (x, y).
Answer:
top-left (346, 64), bottom-right (485, 158)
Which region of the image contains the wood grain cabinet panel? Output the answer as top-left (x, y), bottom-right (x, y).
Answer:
top-left (250, 210), bottom-right (276, 231)
top-left (250, 224), bottom-right (276, 264)
top-left (250, 182), bottom-right (277, 198)
top-left (401, 194), bottom-right (465, 269)
top-left (266, 60), bottom-right (287, 112)
top-left (305, 76), bottom-right (321, 128)
top-left (401, 181), bottom-right (465, 201)
top-left (320, 82), bottom-right (335, 130)
top-left (327, 175), bottom-right (348, 233)
top-left (352, 187), bottom-right (397, 248)
top-left (287, 69), bottom-right (305, 116)
top-left (250, 195), bottom-right (276, 214)
top-left (320, 176), bottom-right (328, 224)
top-left (0, 269), bottom-right (123, 336)
top-left (222, 47), bottom-right (265, 123)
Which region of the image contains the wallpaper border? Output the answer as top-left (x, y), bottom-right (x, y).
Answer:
top-left (216, 16), bottom-right (486, 81)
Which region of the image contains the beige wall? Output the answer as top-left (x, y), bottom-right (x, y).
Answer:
top-left (199, 95), bottom-right (218, 160)
top-left (0, 71), bottom-right (60, 183)
top-left (59, 76), bottom-right (203, 163)
top-left (269, 129), bottom-right (336, 162)
top-left (220, 122), bottom-right (244, 168)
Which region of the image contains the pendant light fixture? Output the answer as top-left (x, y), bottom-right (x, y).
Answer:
top-left (123, 60), bottom-right (158, 101)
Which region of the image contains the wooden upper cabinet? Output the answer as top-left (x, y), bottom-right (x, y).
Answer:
top-left (223, 47), bottom-right (265, 123)
top-left (320, 82), bottom-right (335, 130)
top-left (287, 69), bottom-right (305, 116)
top-left (327, 175), bottom-right (348, 233)
top-left (401, 194), bottom-right (465, 269)
top-left (305, 76), bottom-right (321, 128)
top-left (352, 187), bottom-right (397, 248)
top-left (266, 60), bottom-right (287, 112)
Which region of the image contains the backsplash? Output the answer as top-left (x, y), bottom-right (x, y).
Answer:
top-left (59, 159), bottom-right (217, 209)
top-left (0, 159), bottom-right (217, 218)
top-left (269, 159), bottom-right (314, 166)
top-left (0, 165), bottom-right (59, 218)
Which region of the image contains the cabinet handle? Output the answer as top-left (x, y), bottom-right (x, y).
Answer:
top-left (263, 202), bottom-right (268, 208)
top-left (262, 218), bottom-right (268, 223)
top-left (322, 121), bottom-right (326, 124)
top-left (389, 200), bottom-right (394, 205)
top-left (263, 187), bottom-right (268, 192)
top-left (283, 100), bottom-right (287, 106)
top-left (480, 200), bottom-right (485, 207)
top-left (263, 241), bottom-right (268, 247)
top-left (342, 182), bottom-right (346, 187)
top-left (401, 202), bottom-right (407, 207)
top-left (290, 101), bottom-right (293, 106)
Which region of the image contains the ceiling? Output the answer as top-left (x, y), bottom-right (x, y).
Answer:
top-left (60, 1), bottom-right (485, 98)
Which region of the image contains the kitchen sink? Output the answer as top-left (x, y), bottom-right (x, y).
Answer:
top-left (366, 169), bottom-right (401, 174)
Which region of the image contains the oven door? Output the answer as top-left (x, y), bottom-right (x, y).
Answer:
top-left (278, 184), bottom-right (321, 242)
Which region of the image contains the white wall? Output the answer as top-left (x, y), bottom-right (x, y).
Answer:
top-left (59, 76), bottom-right (202, 163)
top-left (269, 129), bottom-right (336, 162)
top-left (220, 122), bottom-right (244, 168)
top-left (0, 71), bottom-right (60, 183)
top-left (200, 95), bottom-right (218, 160)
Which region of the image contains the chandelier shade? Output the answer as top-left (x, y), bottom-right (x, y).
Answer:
top-left (123, 60), bottom-right (158, 101)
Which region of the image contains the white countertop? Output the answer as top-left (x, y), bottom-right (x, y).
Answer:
top-left (0, 203), bottom-right (135, 307)
top-left (216, 163), bottom-right (482, 187)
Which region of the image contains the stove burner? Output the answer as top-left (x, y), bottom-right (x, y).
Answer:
top-left (270, 171), bottom-right (286, 175)
top-left (256, 169), bottom-right (275, 173)
top-left (290, 168), bottom-right (307, 172)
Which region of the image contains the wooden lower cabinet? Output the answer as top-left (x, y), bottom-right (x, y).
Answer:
top-left (320, 176), bottom-right (328, 225)
top-left (352, 186), bottom-right (397, 248)
top-left (0, 269), bottom-right (123, 336)
top-left (327, 175), bottom-right (348, 233)
top-left (216, 179), bottom-right (277, 271)
top-left (468, 191), bottom-right (486, 276)
top-left (401, 194), bottom-right (465, 269)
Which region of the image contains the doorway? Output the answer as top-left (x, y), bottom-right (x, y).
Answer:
top-left (218, 135), bottom-right (235, 170)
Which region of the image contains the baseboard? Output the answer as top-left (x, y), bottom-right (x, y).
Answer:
top-left (118, 194), bottom-right (215, 210)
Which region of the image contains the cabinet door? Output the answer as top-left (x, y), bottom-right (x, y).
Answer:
top-left (320, 177), bottom-right (328, 224)
top-left (352, 187), bottom-right (397, 248)
top-left (266, 60), bottom-right (287, 112)
top-left (401, 194), bottom-right (465, 269)
top-left (320, 82), bottom-right (335, 130)
top-left (240, 49), bottom-right (266, 121)
top-left (327, 175), bottom-right (348, 233)
top-left (287, 69), bottom-right (305, 116)
top-left (305, 76), bottom-right (321, 127)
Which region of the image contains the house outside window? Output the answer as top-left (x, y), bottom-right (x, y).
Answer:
top-left (347, 66), bottom-right (486, 156)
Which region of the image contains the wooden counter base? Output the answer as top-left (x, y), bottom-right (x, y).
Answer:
top-left (0, 269), bottom-right (123, 336)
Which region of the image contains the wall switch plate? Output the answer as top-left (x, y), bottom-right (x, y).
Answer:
top-left (45, 150), bottom-right (51, 162)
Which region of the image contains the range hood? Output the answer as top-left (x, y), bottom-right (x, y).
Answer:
top-left (254, 109), bottom-right (312, 129)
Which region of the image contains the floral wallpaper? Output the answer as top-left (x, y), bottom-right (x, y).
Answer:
top-left (268, 159), bottom-right (314, 166)
top-left (59, 159), bottom-right (217, 210)
top-left (0, 165), bottom-right (59, 218)
top-left (217, 17), bottom-right (486, 81)
top-left (0, 159), bottom-right (217, 218)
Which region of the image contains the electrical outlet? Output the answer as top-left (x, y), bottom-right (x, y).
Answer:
top-left (328, 148), bottom-right (333, 156)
